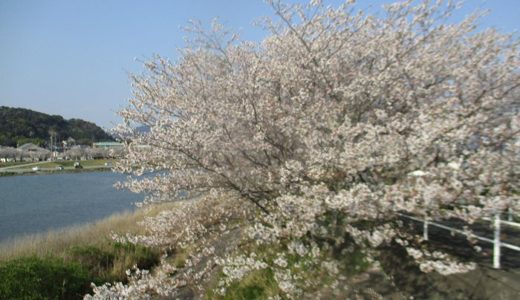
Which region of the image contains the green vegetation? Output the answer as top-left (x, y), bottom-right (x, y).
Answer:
top-left (0, 243), bottom-right (161, 300)
top-left (0, 202), bottom-right (178, 261)
top-left (0, 106), bottom-right (113, 147)
top-left (170, 246), bottom-right (191, 269)
top-left (0, 256), bottom-right (91, 300)
top-left (0, 159), bottom-right (117, 176)
top-left (0, 171), bottom-right (16, 177)
top-left (205, 238), bottom-right (371, 299)
top-left (16, 159), bottom-right (114, 170)
top-left (0, 203), bottom-right (183, 299)
top-left (62, 159), bottom-right (115, 168)
top-left (210, 269), bottom-right (279, 300)
top-left (0, 161), bottom-right (32, 168)
top-left (67, 242), bottom-right (160, 283)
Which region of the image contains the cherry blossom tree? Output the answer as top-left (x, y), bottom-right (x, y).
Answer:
top-left (64, 146), bottom-right (87, 161)
top-left (109, 0), bottom-right (519, 297)
top-left (87, 147), bottom-right (109, 159)
top-left (0, 147), bottom-right (18, 162)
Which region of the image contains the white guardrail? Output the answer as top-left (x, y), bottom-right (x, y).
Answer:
top-left (398, 208), bottom-right (520, 269)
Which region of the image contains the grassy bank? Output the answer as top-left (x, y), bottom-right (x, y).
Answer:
top-left (0, 159), bottom-right (117, 176)
top-left (1, 208), bottom-right (139, 261)
top-left (0, 202), bottom-right (177, 299)
top-left (0, 201), bottom-right (182, 261)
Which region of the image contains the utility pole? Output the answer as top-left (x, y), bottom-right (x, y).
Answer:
top-left (49, 130), bottom-right (57, 161)
top-left (50, 133), bottom-right (53, 161)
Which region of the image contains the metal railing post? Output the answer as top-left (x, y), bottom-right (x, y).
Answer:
top-left (493, 213), bottom-right (501, 269)
top-left (423, 217), bottom-right (429, 241)
top-left (508, 207), bottom-right (513, 222)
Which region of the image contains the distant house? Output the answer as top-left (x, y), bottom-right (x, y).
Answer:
top-left (92, 142), bottom-right (124, 150)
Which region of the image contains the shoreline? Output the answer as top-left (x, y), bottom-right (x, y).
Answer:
top-left (0, 208), bottom-right (136, 251)
top-left (0, 203), bottom-right (172, 299)
top-left (0, 201), bottom-right (179, 261)
top-left (0, 159), bottom-right (117, 177)
top-left (0, 166), bottom-right (112, 177)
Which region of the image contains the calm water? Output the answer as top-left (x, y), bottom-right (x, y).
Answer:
top-left (0, 172), bottom-right (142, 242)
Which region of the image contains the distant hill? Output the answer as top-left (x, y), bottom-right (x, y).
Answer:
top-left (0, 106), bottom-right (113, 147)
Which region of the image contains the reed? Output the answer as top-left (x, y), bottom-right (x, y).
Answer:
top-left (0, 201), bottom-right (178, 261)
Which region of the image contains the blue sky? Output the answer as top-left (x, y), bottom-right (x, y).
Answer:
top-left (0, 0), bottom-right (518, 128)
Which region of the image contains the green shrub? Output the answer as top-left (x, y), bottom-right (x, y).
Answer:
top-left (0, 243), bottom-right (161, 299)
top-left (208, 268), bottom-right (278, 300)
top-left (112, 242), bottom-right (160, 271)
top-left (69, 242), bottom-right (160, 283)
top-left (69, 245), bottom-right (115, 279)
top-left (0, 256), bottom-right (91, 300)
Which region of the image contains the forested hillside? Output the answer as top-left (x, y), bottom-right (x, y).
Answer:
top-left (0, 106), bottom-right (113, 147)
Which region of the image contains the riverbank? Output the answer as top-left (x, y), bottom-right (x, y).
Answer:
top-left (0, 201), bottom-right (177, 260)
top-left (0, 202), bottom-right (179, 299)
top-left (2, 194), bottom-right (520, 299)
top-left (0, 159), bottom-right (116, 176)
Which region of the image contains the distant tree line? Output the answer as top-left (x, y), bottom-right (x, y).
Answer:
top-left (0, 106), bottom-right (113, 147)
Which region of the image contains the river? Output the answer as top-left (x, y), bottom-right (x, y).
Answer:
top-left (0, 172), bottom-right (142, 242)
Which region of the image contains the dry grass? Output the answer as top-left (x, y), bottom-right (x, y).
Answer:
top-left (0, 201), bottom-right (179, 261)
